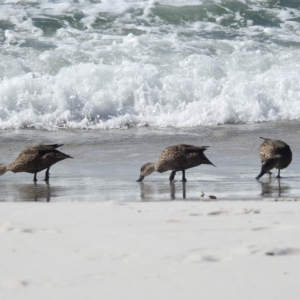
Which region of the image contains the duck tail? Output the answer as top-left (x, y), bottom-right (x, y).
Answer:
top-left (56, 151), bottom-right (73, 159)
top-left (47, 144), bottom-right (64, 148)
top-left (202, 156), bottom-right (216, 167)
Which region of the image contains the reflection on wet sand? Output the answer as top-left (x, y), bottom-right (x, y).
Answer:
top-left (0, 182), bottom-right (66, 202)
top-left (259, 178), bottom-right (290, 197)
top-left (17, 182), bottom-right (51, 202)
top-left (170, 182), bottom-right (186, 199)
top-left (139, 181), bottom-right (187, 201)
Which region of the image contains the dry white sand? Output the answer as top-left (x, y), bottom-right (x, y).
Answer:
top-left (1, 200), bottom-right (300, 300)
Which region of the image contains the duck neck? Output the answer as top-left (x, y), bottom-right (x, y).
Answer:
top-left (0, 164), bottom-right (9, 176)
top-left (150, 163), bottom-right (157, 173)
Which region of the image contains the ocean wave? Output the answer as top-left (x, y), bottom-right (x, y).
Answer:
top-left (1, 0), bottom-right (300, 129)
top-left (1, 53), bottom-right (300, 130)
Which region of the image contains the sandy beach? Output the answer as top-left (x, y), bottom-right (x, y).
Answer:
top-left (0, 123), bottom-right (300, 299)
top-left (1, 200), bottom-right (300, 300)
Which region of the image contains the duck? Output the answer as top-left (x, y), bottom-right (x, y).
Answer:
top-left (255, 137), bottom-right (292, 179)
top-left (0, 144), bottom-right (72, 181)
top-left (137, 144), bottom-right (215, 182)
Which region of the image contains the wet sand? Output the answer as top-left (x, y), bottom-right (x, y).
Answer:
top-left (0, 121), bottom-right (300, 202)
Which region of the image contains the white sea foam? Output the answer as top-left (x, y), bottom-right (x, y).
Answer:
top-left (1, 0), bottom-right (300, 129)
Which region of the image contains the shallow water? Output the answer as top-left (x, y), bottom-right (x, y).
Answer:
top-left (0, 121), bottom-right (299, 202)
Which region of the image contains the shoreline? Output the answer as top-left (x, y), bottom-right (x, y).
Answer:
top-left (0, 122), bottom-right (300, 202)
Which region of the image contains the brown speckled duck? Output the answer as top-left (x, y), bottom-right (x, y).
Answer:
top-left (256, 137), bottom-right (292, 179)
top-left (0, 144), bottom-right (72, 181)
top-left (137, 144), bottom-right (215, 182)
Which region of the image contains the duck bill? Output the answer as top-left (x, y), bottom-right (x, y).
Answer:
top-left (136, 175), bottom-right (144, 182)
top-left (255, 171), bottom-right (265, 180)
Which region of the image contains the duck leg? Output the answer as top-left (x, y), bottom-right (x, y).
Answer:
top-left (275, 169), bottom-right (281, 178)
top-left (169, 170), bottom-right (176, 182)
top-left (182, 181), bottom-right (186, 199)
top-left (181, 169), bottom-right (187, 182)
top-left (44, 167), bottom-right (50, 181)
top-left (33, 173), bottom-right (37, 182)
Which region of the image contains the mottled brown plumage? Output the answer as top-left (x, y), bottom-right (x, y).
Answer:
top-left (137, 144), bottom-right (215, 182)
top-left (256, 137), bottom-right (292, 179)
top-left (0, 144), bottom-right (72, 181)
